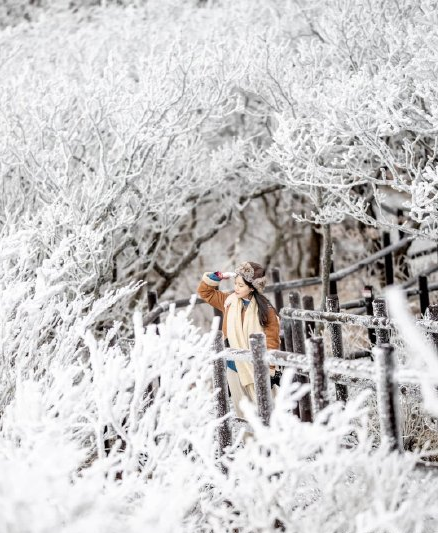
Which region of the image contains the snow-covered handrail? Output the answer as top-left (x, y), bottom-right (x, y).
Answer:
top-left (280, 307), bottom-right (438, 333)
top-left (221, 347), bottom-right (425, 388)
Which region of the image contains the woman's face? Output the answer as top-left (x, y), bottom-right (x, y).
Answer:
top-left (234, 275), bottom-right (253, 299)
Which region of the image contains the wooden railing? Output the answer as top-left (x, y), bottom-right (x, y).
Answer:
top-left (142, 230), bottom-right (438, 469)
top-left (212, 295), bottom-right (438, 468)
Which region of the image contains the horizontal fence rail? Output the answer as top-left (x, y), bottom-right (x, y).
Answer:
top-left (408, 244), bottom-right (438, 259)
top-left (280, 308), bottom-right (438, 333)
top-left (340, 279), bottom-right (438, 311)
top-left (222, 347), bottom-right (424, 388)
top-left (144, 277), bottom-right (438, 325)
top-left (143, 238), bottom-right (438, 325)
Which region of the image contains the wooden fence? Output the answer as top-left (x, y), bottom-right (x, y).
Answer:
top-left (212, 293), bottom-right (438, 468)
top-left (143, 231), bottom-right (438, 468)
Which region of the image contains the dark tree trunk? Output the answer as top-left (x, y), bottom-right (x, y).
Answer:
top-left (306, 225), bottom-right (322, 277)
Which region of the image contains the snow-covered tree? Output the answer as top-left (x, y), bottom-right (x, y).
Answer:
top-left (0, 1), bottom-right (272, 420)
top-left (243, 0), bottom-right (438, 240)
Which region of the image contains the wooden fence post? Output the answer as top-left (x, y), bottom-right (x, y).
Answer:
top-left (250, 333), bottom-right (273, 426)
top-left (372, 298), bottom-right (390, 346)
top-left (397, 208), bottom-right (411, 279)
top-left (289, 291), bottom-right (305, 354)
top-left (272, 268), bottom-right (286, 351)
top-left (147, 290), bottom-right (160, 325)
top-left (329, 260), bottom-right (337, 296)
top-left (302, 295), bottom-right (316, 339)
top-left (290, 291), bottom-right (312, 422)
top-left (397, 209), bottom-right (404, 240)
top-left (363, 285), bottom-right (376, 345)
top-left (326, 295), bottom-right (344, 358)
top-left (383, 232), bottom-right (394, 286)
top-left (419, 275), bottom-right (430, 316)
top-left (426, 304), bottom-right (438, 353)
top-left (307, 337), bottom-right (328, 416)
top-left (271, 267), bottom-right (284, 313)
top-left (281, 316), bottom-right (300, 418)
top-left (282, 316), bottom-right (293, 352)
top-left (326, 294), bottom-right (347, 402)
top-left (213, 331), bottom-right (232, 472)
top-left (146, 289), bottom-right (161, 401)
top-left (374, 344), bottom-right (401, 452)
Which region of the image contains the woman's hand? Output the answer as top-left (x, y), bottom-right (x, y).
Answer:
top-left (210, 271), bottom-right (236, 281)
top-left (207, 272), bottom-right (223, 282)
top-left (221, 271), bottom-right (237, 279)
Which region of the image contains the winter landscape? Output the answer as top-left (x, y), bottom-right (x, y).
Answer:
top-left (2, 0), bottom-right (438, 531)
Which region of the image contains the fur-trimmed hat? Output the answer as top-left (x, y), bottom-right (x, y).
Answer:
top-left (235, 261), bottom-right (267, 293)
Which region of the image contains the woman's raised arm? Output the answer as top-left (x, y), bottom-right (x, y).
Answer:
top-left (197, 272), bottom-right (231, 313)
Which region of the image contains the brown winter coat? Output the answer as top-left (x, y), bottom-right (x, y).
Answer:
top-left (197, 273), bottom-right (280, 350)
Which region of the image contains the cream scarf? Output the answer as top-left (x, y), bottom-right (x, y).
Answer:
top-left (225, 293), bottom-right (264, 387)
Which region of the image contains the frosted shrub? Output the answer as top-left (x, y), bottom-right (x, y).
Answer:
top-left (2, 304), bottom-right (438, 531)
top-left (0, 308), bottom-right (220, 532)
top-left (0, 2), bottom-right (273, 304)
top-left (239, 0), bottom-right (438, 239)
top-left (218, 378), bottom-right (438, 533)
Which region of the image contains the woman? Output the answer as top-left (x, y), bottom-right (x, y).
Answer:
top-left (198, 261), bottom-right (280, 419)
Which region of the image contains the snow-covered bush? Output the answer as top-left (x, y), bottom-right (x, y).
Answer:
top-left (0, 1), bottom-right (276, 415)
top-left (2, 305), bottom-right (438, 532)
top-left (0, 1), bottom-right (274, 312)
top-left (0, 308), bottom-right (220, 531)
